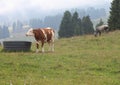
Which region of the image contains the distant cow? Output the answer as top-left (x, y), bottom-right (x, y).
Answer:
top-left (94, 25), bottom-right (109, 37)
top-left (26, 27), bottom-right (55, 53)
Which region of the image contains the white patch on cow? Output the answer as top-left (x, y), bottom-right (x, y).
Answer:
top-left (48, 30), bottom-right (51, 34)
top-left (41, 29), bottom-right (47, 42)
top-left (51, 30), bottom-right (55, 42)
top-left (46, 27), bottom-right (51, 29)
top-left (104, 25), bottom-right (108, 27)
top-left (42, 47), bottom-right (44, 53)
top-left (26, 28), bottom-right (34, 36)
top-left (46, 27), bottom-right (51, 34)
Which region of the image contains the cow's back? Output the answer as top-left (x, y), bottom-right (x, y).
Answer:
top-left (96, 25), bottom-right (108, 31)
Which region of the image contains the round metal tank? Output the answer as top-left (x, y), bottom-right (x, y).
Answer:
top-left (3, 41), bottom-right (32, 51)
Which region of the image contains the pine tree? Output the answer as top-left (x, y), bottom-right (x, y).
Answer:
top-left (76, 18), bottom-right (82, 35)
top-left (72, 11), bottom-right (79, 35)
top-left (58, 11), bottom-right (72, 38)
top-left (72, 11), bottom-right (82, 36)
top-left (108, 0), bottom-right (120, 30)
top-left (82, 16), bottom-right (94, 34)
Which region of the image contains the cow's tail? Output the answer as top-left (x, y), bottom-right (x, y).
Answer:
top-left (51, 28), bottom-right (55, 41)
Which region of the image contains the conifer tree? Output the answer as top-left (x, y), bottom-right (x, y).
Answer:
top-left (108, 0), bottom-right (120, 30)
top-left (82, 16), bottom-right (94, 34)
top-left (58, 11), bottom-right (72, 38)
top-left (72, 11), bottom-right (80, 36)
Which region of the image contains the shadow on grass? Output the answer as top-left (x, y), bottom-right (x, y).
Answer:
top-left (0, 49), bottom-right (54, 54)
top-left (0, 49), bottom-right (32, 53)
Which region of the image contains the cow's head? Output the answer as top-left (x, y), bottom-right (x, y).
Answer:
top-left (26, 28), bottom-right (34, 36)
top-left (104, 26), bottom-right (109, 32)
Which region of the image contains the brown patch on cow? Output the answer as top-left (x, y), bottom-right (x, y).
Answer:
top-left (33, 29), bottom-right (46, 41)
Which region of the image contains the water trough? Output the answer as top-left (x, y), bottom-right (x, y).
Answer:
top-left (3, 41), bottom-right (32, 51)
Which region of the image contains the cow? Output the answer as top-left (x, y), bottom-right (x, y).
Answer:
top-left (94, 25), bottom-right (109, 37)
top-left (26, 27), bottom-right (55, 53)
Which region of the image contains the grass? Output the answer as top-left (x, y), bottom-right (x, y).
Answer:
top-left (0, 31), bottom-right (120, 85)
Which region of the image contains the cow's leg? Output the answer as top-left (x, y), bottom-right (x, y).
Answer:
top-left (36, 41), bottom-right (39, 53)
top-left (47, 29), bottom-right (55, 52)
top-left (41, 41), bottom-right (45, 53)
top-left (47, 38), bottom-right (54, 52)
top-left (48, 42), bottom-right (51, 52)
top-left (51, 42), bottom-right (54, 52)
top-left (94, 31), bottom-right (97, 37)
top-left (51, 32), bottom-right (55, 52)
top-left (48, 42), bottom-right (54, 52)
top-left (99, 31), bottom-right (101, 36)
top-left (51, 36), bottom-right (54, 52)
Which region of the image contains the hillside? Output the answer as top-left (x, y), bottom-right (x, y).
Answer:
top-left (0, 31), bottom-right (120, 85)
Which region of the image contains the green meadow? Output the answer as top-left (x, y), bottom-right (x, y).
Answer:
top-left (0, 31), bottom-right (120, 85)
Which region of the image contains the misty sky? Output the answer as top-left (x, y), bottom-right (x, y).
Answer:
top-left (0, 0), bottom-right (112, 15)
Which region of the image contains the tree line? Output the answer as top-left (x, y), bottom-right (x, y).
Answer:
top-left (0, 26), bottom-right (10, 39)
top-left (58, 11), bottom-right (94, 38)
top-left (71, 7), bottom-right (106, 19)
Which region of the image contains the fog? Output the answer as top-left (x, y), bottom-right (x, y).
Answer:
top-left (0, 0), bottom-right (112, 20)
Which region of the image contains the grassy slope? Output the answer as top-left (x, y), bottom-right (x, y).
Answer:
top-left (0, 31), bottom-right (120, 85)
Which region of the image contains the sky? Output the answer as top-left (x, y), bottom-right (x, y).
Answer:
top-left (0, 0), bottom-right (112, 15)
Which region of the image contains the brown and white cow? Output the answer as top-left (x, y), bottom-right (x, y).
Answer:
top-left (26, 27), bottom-right (55, 53)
